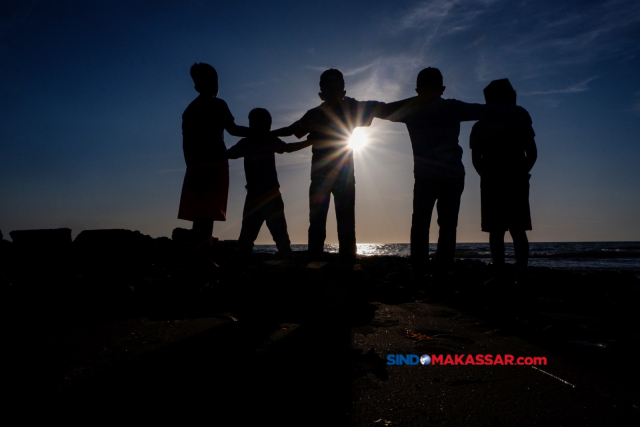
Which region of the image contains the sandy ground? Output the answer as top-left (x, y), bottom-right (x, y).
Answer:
top-left (3, 253), bottom-right (640, 425)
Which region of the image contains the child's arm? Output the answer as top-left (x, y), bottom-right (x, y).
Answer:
top-left (225, 122), bottom-right (252, 137)
top-left (225, 140), bottom-right (246, 159)
top-left (374, 93), bottom-right (441, 122)
top-left (272, 113), bottom-right (311, 139)
top-left (271, 126), bottom-right (296, 137)
top-left (523, 137), bottom-right (537, 173)
top-left (278, 139), bottom-right (313, 153)
top-left (374, 97), bottom-right (414, 121)
top-left (453, 101), bottom-right (531, 125)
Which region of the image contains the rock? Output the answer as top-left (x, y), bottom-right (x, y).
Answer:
top-left (171, 227), bottom-right (192, 243)
top-left (9, 228), bottom-right (72, 250)
top-left (73, 229), bottom-right (155, 265)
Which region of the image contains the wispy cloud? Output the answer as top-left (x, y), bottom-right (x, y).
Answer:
top-left (304, 63), bottom-right (374, 77)
top-left (475, 0), bottom-right (640, 81)
top-left (522, 76), bottom-right (599, 96)
top-left (343, 63), bottom-right (374, 76)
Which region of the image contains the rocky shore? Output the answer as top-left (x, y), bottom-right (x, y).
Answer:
top-left (2, 228), bottom-right (640, 425)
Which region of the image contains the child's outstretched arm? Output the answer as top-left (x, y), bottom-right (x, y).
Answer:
top-left (225, 140), bottom-right (246, 159)
top-left (225, 121), bottom-right (252, 137)
top-left (271, 126), bottom-right (296, 137)
top-left (279, 139), bottom-right (313, 153)
top-left (272, 119), bottom-right (309, 139)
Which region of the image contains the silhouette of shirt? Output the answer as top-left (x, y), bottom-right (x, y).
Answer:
top-left (227, 137), bottom-right (287, 191)
top-left (182, 95), bottom-right (234, 167)
top-left (290, 97), bottom-right (383, 181)
top-left (470, 120), bottom-right (535, 176)
top-left (384, 96), bottom-right (531, 179)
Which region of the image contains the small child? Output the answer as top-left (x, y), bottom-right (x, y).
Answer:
top-left (178, 62), bottom-right (251, 270)
top-left (227, 108), bottom-right (312, 262)
top-left (271, 69), bottom-right (383, 263)
top-left (470, 78), bottom-right (537, 280)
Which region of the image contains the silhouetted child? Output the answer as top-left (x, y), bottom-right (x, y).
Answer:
top-left (178, 62), bottom-right (251, 271)
top-left (470, 79), bottom-right (537, 280)
top-left (226, 108), bottom-right (312, 262)
top-left (376, 68), bottom-right (532, 278)
top-left (272, 69), bottom-right (383, 263)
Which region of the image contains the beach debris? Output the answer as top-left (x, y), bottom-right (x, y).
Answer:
top-left (216, 312), bottom-right (238, 322)
top-left (531, 366), bottom-right (576, 388)
top-left (406, 329), bottom-right (435, 341)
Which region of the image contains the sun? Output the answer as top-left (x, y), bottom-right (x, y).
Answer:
top-left (348, 128), bottom-right (368, 151)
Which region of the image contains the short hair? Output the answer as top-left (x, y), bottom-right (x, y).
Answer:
top-left (416, 67), bottom-right (443, 89)
top-left (483, 78), bottom-right (516, 105)
top-left (319, 69), bottom-right (345, 91)
top-left (248, 108), bottom-right (272, 129)
top-left (190, 62), bottom-right (218, 87)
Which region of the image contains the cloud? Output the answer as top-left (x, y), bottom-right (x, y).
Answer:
top-left (475, 0), bottom-right (640, 80)
top-left (399, 0), bottom-right (460, 31)
top-left (304, 63), bottom-right (373, 77)
top-left (522, 76), bottom-right (599, 96)
top-left (343, 63), bottom-right (374, 76)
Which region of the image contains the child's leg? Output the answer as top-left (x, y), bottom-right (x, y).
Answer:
top-left (264, 191), bottom-right (292, 256)
top-left (333, 179), bottom-right (356, 261)
top-left (489, 230), bottom-right (506, 267)
top-left (509, 229), bottom-right (529, 270)
top-left (434, 177), bottom-right (465, 270)
top-left (238, 192), bottom-right (266, 259)
top-left (411, 178), bottom-right (438, 276)
top-left (191, 218), bottom-right (214, 264)
top-left (308, 178), bottom-right (332, 260)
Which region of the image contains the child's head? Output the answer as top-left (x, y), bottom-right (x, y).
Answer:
top-left (190, 62), bottom-right (218, 96)
top-left (248, 108), bottom-right (272, 133)
top-left (483, 79), bottom-right (516, 106)
top-left (416, 67), bottom-right (445, 97)
top-left (318, 69), bottom-right (346, 103)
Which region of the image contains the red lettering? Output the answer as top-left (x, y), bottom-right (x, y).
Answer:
top-left (534, 357), bottom-right (547, 365)
top-left (454, 354), bottom-right (464, 365)
top-left (505, 355), bottom-right (514, 365)
top-left (432, 354), bottom-right (443, 365)
top-left (444, 355), bottom-right (454, 365)
top-left (484, 355), bottom-right (493, 365)
top-left (494, 355), bottom-right (504, 365)
top-left (465, 354), bottom-right (475, 365)
top-left (475, 355), bottom-right (485, 365)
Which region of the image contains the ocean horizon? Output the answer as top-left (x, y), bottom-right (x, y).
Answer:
top-left (252, 241), bottom-right (640, 274)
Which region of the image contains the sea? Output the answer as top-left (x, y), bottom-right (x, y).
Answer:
top-left (253, 242), bottom-right (640, 276)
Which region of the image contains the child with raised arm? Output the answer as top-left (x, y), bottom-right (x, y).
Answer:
top-left (226, 108), bottom-right (312, 263)
top-left (271, 69), bottom-right (383, 263)
top-left (376, 67), bottom-right (532, 278)
top-left (178, 62), bottom-right (252, 271)
top-left (470, 79), bottom-right (537, 281)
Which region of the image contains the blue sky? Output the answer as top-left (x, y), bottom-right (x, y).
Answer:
top-left (1, 0), bottom-right (639, 243)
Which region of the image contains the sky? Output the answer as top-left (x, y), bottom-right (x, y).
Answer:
top-left (1, 0), bottom-right (639, 244)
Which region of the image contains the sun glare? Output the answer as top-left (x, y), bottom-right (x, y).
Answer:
top-left (348, 128), bottom-right (368, 151)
